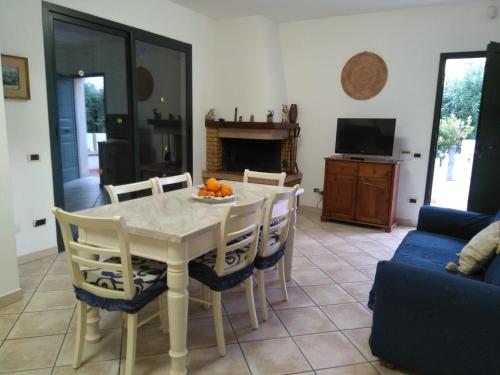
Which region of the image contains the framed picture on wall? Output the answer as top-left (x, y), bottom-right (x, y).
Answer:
top-left (1, 54), bottom-right (30, 100)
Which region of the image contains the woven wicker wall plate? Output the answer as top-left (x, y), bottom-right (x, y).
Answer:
top-left (137, 66), bottom-right (154, 102)
top-left (341, 52), bottom-right (388, 100)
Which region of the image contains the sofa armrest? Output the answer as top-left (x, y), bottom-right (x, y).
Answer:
top-left (416, 205), bottom-right (493, 240)
top-left (371, 261), bottom-right (500, 375)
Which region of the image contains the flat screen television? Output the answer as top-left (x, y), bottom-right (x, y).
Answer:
top-left (335, 118), bottom-right (396, 156)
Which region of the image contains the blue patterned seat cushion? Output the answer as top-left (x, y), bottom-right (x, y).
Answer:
top-left (255, 244), bottom-right (285, 270)
top-left (83, 256), bottom-right (167, 295)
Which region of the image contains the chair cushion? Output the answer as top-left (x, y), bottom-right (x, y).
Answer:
top-left (190, 248), bottom-right (248, 271)
top-left (255, 245), bottom-right (285, 270)
top-left (83, 256), bottom-right (167, 295)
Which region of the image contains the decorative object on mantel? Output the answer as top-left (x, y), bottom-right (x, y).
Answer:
top-left (1, 54), bottom-right (30, 100)
top-left (153, 108), bottom-right (162, 120)
top-left (282, 104), bottom-right (289, 123)
top-left (266, 110), bottom-right (274, 123)
top-left (136, 66), bottom-right (153, 102)
top-left (205, 108), bottom-right (215, 121)
top-left (250, 114), bottom-right (255, 122)
top-left (341, 51), bottom-right (388, 100)
top-left (289, 104), bottom-right (298, 123)
top-left (234, 107), bottom-right (238, 122)
top-left (238, 116), bottom-right (243, 122)
top-left (218, 118), bottom-right (225, 122)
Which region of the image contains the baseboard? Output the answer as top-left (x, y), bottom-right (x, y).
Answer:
top-left (0, 288), bottom-right (23, 308)
top-left (298, 205), bottom-right (322, 214)
top-left (18, 246), bottom-right (58, 265)
top-left (395, 217), bottom-right (416, 227)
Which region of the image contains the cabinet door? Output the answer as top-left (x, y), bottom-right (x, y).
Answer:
top-left (355, 177), bottom-right (391, 225)
top-left (324, 174), bottom-right (357, 220)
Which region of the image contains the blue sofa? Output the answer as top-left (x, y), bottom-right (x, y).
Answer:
top-left (368, 206), bottom-right (500, 375)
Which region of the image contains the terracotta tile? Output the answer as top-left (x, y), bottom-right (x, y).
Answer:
top-left (344, 328), bottom-right (378, 361)
top-left (53, 360), bottom-right (120, 375)
top-left (0, 314), bottom-right (18, 340)
top-left (276, 306), bottom-right (337, 335)
top-left (321, 303), bottom-right (372, 330)
top-left (267, 286), bottom-right (315, 310)
top-left (340, 282), bottom-right (373, 302)
top-left (316, 363), bottom-right (379, 374)
top-left (187, 316), bottom-right (236, 349)
top-left (0, 334), bottom-right (64, 372)
top-left (187, 343), bottom-right (250, 375)
top-left (9, 309), bottom-right (73, 338)
top-left (292, 269), bottom-right (334, 286)
top-left (241, 337), bottom-right (311, 374)
top-left (303, 284), bottom-right (356, 305)
top-left (295, 331), bottom-right (366, 369)
top-left (229, 310), bottom-right (288, 341)
top-left (25, 290), bottom-right (75, 312)
top-left (37, 273), bottom-right (73, 291)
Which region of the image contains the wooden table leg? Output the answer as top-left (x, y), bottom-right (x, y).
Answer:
top-left (284, 195), bottom-right (298, 282)
top-left (167, 241), bottom-right (189, 375)
top-left (85, 307), bottom-right (101, 343)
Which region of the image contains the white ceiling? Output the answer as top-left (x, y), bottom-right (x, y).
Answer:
top-left (170, 0), bottom-right (482, 22)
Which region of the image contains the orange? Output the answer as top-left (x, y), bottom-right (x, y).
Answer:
top-left (198, 189), bottom-right (207, 197)
top-left (207, 191), bottom-right (216, 197)
top-left (215, 191), bottom-right (222, 198)
top-left (206, 178), bottom-right (220, 192)
top-left (220, 184), bottom-right (233, 197)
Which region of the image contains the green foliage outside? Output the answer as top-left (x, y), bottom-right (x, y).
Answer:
top-left (84, 81), bottom-right (105, 133)
top-left (437, 115), bottom-right (473, 164)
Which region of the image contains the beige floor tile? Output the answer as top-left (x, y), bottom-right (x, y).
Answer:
top-left (338, 252), bottom-right (379, 266)
top-left (297, 244), bottom-right (333, 256)
top-left (326, 243), bottom-right (364, 254)
top-left (18, 257), bottom-right (54, 276)
top-left (292, 256), bottom-right (318, 270)
top-left (0, 314), bottom-right (18, 339)
top-left (303, 284), bottom-right (356, 306)
top-left (19, 274), bottom-right (44, 291)
top-left (263, 269), bottom-right (298, 289)
top-left (53, 360), bottom-right (120, 375)
top-left (340, 282), bottom-right (373, 302)
top-left (276, 306), bottom-right (337, 335)
top-left (4, 368), bottom-right (53, 375)
top-left (294, 332), bottom-right (366, 369)
top-left (69, 310), bottom-right (123, 333)
top-left (47, 259), bottom-right (71, 275)
top-left (241, 337), bottom-right (311, 375)
top-left (37, 273), bottom-right (73, 291)
top-left (222, 290), bottom-right (266, 314)
top-left (188, 299), bottom-right (218, 320)
top-left (321, 303), bottom-right (372, 330)
top-left (371, 361), bottom-right (415, 374)
top-left (187, 316), bottom-right (236, 349)
top-left (57, 328), bottom-right (122, 366)
top-left (0, 334), bottom-right (64, 372)
top-left (8, 309), bottom-right (74, 338)
top-left (292, 269), bottom-right (334, 286)
top-left (267, 286), bottom-right (315, 310)
top-left (119, 353), bottom-right (170, 375)
top-left (121, 323), bottom-right (169, 357)
top-left (316, 363), bottom-right (379, 374)
top-left (307, 254), bottom-right (348, 269)
top-left (188, 343), bottom-right (250, 375)
top-left (0, 291), bottom-right (33, 315)
top-left (229, 310), bottom-right (288, 342)
top-left (25, 290), bottom-right (75, 312)
top-left (344, 328), bottom-right (378, 361)
top-left (322, 264), bottom-right (370, 283)
top-left (356, 265), bottom-right (378, 280)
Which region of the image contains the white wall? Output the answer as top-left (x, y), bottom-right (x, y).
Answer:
top-left (0, 64), bottom-right (20, 296)
top-left (0, 0), bottom-right (215, 256)
top-left (279, 2), bottom-right (500, 223)
top-left (213, 16), bottom-right (287, 122)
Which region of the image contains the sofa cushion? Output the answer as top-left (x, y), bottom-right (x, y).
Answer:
top-left (458, 221), bottom-right (500, 274)
top-left (485, 255), bottom-right (500, 286)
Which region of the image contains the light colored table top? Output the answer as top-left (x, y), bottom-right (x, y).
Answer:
top-left (77, 181), bottom-right (302, 242)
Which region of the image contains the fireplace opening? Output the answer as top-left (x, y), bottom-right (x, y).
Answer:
top-left (222, 138), bottom-right (281, 173)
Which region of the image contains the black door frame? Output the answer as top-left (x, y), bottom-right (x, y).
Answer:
top-left (423, 50), bottom-right (486, 205)
top-left (42, 2), bottom-right (193, 249)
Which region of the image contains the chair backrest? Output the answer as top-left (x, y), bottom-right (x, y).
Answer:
top-left (105, 179), bottom-right (156, 204)
top-left (214, 198), bottom-right (266, 276)
top-left (243, 169), bottom-right (286, 186)
top-left (52, 207), bottom-right (136, 300)
top-left (259, 185), bottom-right (299, 257)
top-left (153, 172), bottom-right (193, 194)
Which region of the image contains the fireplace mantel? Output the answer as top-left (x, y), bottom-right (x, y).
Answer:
top-left (205, 121), bottom-right (299, 140)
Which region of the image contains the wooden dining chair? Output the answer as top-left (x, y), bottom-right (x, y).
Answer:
top-left (153, 172), bottom-right (193, 194)
top-left (188, 198), bottom-right (265, 356)
top-left (52, 208), bottom-right (168, 375)
top-left (255, 185), bottom-right (299, 321)
top-left (243, 169), bottom-right (286, 186)
top-left (105, 179), bottom-right (157, 204)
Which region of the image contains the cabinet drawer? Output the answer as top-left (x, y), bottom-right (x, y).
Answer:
top-left (326, 161), bottom-right (358, 176)
top-left (358, 163), bottom-right (393, 178)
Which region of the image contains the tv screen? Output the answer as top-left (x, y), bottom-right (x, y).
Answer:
top-left (335, 118), bottom-right (396, 156)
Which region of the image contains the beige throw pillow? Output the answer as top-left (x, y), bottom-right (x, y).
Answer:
top-left (458, 221), bottom-right (500, 274)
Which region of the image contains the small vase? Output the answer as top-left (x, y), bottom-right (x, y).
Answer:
top-left (289, 104), bottom-right (298, 123)
top-left (266, 115), bottom-right (274, 123)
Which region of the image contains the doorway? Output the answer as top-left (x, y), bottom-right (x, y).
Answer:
top-left (425, 52), bottom-right (486, 210)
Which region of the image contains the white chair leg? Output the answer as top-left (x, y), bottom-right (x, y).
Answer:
top-left (73, 300), bottom-right (87, 369)
top-left (278, 258), bottom-right (288, 301)
top-left (245, 276), bottom-right (259, 329)
top-left (212, 291), bottom-right (226, 356)
top-left (201, 285), bottom-right (211, 309)
top-left (257, 270), bottom-right (268, 321)
top-left (124, 314), bottom-right (138, 375)
top-left (159, 293), bottom-right (168, 334)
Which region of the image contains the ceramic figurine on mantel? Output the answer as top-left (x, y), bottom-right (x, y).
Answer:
top-left (250, 114), bottom-right (255, 122)
top-left (281, 104), bottom-right (289, 123)
top-left (289, 104), bottom-right (298, 124)
top-left (205, 108), bottom-right (215, 121)
top-left (266, 110), bottom-right (274, 123)
top-left (238, 116), bottom-right (243, 122)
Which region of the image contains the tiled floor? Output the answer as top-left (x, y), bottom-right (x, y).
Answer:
top-left (64, 175), bottom-right (109, 212)
top-left (0, 208), bottom-right (415, 375)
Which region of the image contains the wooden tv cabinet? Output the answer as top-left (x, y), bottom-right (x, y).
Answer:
top-left (321, 157), bottom-right (400, 232)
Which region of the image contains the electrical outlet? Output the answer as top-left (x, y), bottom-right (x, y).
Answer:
top-left (33, 218), bottom-right (46, 227)
top-left (27, 154), bottom-right (40, 161)
top-left (313, 188), bottom-right (320, 193)
top-left (409, 198), bottom-right (417, 204)
top-left (413, 153), bottom-right (422, 158)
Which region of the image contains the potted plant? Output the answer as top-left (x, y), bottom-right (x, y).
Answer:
top-left (266, 110), bottom-right (274, 123)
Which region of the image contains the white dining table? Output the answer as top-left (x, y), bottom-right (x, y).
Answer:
top-left (76, 181), bottom-right (303, 374)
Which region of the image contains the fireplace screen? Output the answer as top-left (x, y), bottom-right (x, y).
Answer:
top-left (222, 139), bottom-right (281, 173)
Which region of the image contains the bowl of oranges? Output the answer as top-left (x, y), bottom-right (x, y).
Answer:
top-left (192, 178), bottom-right (235, 203)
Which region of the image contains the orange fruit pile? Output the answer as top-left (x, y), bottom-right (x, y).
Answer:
top-left (198, 178), bottom-right (233, 198)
